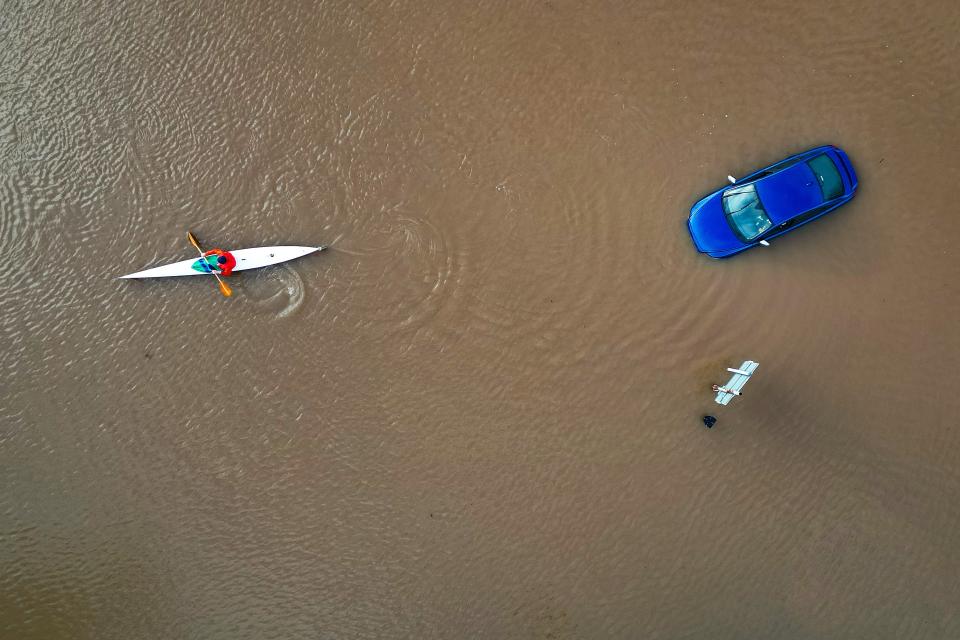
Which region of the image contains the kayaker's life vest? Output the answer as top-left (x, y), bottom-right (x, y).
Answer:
top-left (202, 249), bottom-right (236, 276)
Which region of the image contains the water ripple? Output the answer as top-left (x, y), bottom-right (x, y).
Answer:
top-left (325, 210), bottom-right (464, 341)
top-left (243, 264), bottom-right (306, 319)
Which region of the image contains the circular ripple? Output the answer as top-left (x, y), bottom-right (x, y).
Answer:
top-left (242, 264), bottom-right (307, 319)
top-left (458, 170), bottom-right (614, 366)
top-left (323, 208), bottom-right (464, 341)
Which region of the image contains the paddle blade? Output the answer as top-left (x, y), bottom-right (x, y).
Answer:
top-left (219, 279), bottom-right (233, 297)
top-left (187, 231), bottom-right (202, 251)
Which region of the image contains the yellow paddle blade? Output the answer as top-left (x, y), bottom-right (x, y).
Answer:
top-left (187, 231), bottom-right (202, 251)
top-left (219, 279), bottom-right (233, 297)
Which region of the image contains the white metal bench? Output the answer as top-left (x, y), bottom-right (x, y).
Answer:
top-left (714, 361), bottom-right (758, 405)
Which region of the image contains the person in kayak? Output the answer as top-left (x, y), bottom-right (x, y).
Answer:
top-left (195, 249), bottom-right (236, 276)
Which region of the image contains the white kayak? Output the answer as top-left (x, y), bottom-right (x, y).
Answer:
top-left (119, 246), bottom-right (325, 279)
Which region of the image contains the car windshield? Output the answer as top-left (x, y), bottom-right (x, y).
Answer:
top-left (806, 153), bottom-right (844, 200)
top-left (722, 184), bottom-right (772, 241)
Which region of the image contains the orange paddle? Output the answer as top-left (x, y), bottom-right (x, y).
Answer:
top-left (187, 231), bottom-right (232, 297)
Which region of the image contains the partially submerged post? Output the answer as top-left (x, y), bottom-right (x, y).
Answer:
top-left (713, 361), bottom-right (758, 405)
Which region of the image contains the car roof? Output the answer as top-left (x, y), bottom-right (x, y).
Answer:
top-left (755, 161), bottom-right (823, 223)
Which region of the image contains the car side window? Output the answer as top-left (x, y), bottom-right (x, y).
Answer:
top-left (742, 155), bottom-right (807, 183)
top-left (743, 170), bottom-right (772, 183)
top-left (794, 202), bottom-right (834, 224)
top-left (760, 202), bottom-right (835, 240)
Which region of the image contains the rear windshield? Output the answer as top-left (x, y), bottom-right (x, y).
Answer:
top-left (807, 154), bottom-right (844, 200)
top-left (722, 184), bottom-right (772, 241)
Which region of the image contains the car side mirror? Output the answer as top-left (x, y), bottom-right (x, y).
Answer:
top-left (727, 175), bottom-right (736, 184)
top-left (759, 240), bottom-right (770, 247)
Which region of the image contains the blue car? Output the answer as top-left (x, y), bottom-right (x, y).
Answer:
top-left (687, 145), bottom-right (858, 258)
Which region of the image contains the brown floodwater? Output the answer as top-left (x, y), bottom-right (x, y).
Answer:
top-left (2, 0), bottom-right (960, 638)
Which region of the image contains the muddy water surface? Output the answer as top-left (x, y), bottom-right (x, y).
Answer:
top-left (2, 1), bottom-right (960, 638)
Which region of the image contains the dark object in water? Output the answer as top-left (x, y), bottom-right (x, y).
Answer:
top-left (703, 415), bottom-right (717, 429)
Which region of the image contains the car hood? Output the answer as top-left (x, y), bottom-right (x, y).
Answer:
top-left (688, 192), bottom-right (743, 254)
top-left (756, 162), bottom-right (823, 223)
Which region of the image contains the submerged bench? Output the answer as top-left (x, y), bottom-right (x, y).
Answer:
top-left (714, 361), bottom-right (758, 405)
